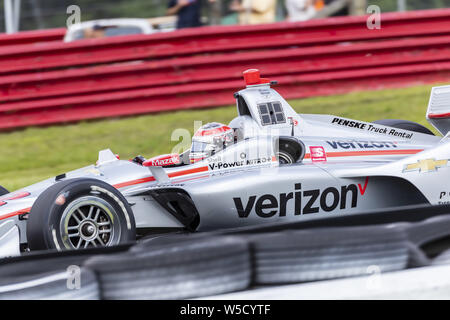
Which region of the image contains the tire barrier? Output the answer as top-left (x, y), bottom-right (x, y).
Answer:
top-left (2, 205), bottom-right (450, 299)
top-left (0, 269), bottom-right (99, 300)
top-left (84, 236), bottom-right (251, 300)
top-left (248, 226), bottom-right (410, 285)
top-left (202, 264), bottom-right (450, 300)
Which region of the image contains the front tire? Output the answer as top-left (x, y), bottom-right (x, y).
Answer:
top-left (27, 178), bottom-right (136, 251)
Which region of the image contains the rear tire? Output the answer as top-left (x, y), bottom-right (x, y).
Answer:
top-left (27, 178), bottom-right (136, 251)
top-left (372, 119), bottom-right (434, 136)
top-left (276, 137), bottom-right (305, 165)
top-left (276, 150), bottom-right (296, 164)
top-left (0, 186), bottom-right (9, 196)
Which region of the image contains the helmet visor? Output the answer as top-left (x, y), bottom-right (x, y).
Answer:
top-left (191, 141), bottom-right (210, 153)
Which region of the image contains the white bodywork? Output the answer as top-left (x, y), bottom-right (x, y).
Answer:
top-left (2, 76), bottom-right (450, 257)
top-left (64, 18), bottom-right (157, 42)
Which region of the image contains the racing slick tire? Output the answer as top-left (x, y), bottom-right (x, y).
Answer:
top-left (26, 178), bottom-right (136, 251)
top-left (372, 119), bottom-right (435, 136)
top-left (84, 236), bottom-right (251, 299)
top-left (0, 186), bottom-right (9, 196)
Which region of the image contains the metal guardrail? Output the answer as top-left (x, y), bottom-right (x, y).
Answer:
top-left (0, 28), bottom-right (65, 46)
top-left (1, 9), bottom-right (450, 130)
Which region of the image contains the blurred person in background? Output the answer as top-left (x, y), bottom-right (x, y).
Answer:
top-left (83, 25), bottom-right (106, 39)
top-left (229, 0), bottom-right (277, 25)
top-left (285, 0), bottom-right (316, 22)
top-left (314, 0), bottom-right (325, 11)
top-left (167, 0), bottom-right (202, 29)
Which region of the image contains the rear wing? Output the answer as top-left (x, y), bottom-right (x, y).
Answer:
top-left (426, 85), bottom-right (450, 136)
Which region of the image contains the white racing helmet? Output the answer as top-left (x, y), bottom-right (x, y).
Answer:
top-left (189, 122), bottom-right (234, 163)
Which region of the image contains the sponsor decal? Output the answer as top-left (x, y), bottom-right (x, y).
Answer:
top-left (331, 118), bottom-right (367, 129)
top-left (358, 177), bottom-right (369, 195)
top-left (0, 191), bottom-right (31, 207)
top-left (145, 154), bottom-right (180, 167)
top-left (326, 140), bottom-right (398, 149)
top-left (309, 146), bottom-right (327, 162)
top-left (149, 183), bottom-right (185, 189)
top-left (233, 179), bottom-right (369, 218)
top-left (331, 117), bottom-right (413, 139)
top-left (151, 157), bottom-right (177, 166)
top-left (208, 157), bottom-right (273, 170)
top-left (403, 158), bottom-right (449, 173)
top-left (438, 191), bottom-right (450, 205)
top-left (207, 153), bottom-right (247, 164)
top-left (259, 88), bottom-right (271, 97)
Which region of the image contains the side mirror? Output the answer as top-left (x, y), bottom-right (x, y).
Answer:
top-left (143, 153), bottom-right (180, 167)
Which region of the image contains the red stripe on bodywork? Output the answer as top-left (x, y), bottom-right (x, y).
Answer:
top-left (0, 166), bottom-right (210, 220)
top-left (168, 166), bottom-right (209, 178)
top-left (0, 207), bottom-right (31, 220)
top-left (0, 191), bottom-right (31, 206)
top-left (113, 176), bottom-right (156, 189)
top-left (112, 166), bottom-right (209, 189)
top-left (304, 149), bottom-right (423, 159)
top-left (428, 113), bottom-right (450, 119)
top-left (0, 150), bottom-right (418, 221)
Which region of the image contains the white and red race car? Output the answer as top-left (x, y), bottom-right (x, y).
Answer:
top-left (0, 69), bottom-right (449, 257)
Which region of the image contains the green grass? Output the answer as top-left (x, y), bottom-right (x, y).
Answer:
top-left (0, 84), bottom-right (439, 191)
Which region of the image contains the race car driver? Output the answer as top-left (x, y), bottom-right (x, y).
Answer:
top-left (189, 122), bottom-right (234, 163)
top-left (131, 122), bottom-right (234, 166)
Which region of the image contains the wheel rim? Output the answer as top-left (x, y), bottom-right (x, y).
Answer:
top-left (60, 196), bottom-right (121, 250)
top-left (277, 152), bottom-right (293, 165)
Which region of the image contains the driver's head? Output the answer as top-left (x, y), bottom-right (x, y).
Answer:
top-left (189, 123), bottom-right (234, 163)
top-left (84, 25), bottom-right (106, 39)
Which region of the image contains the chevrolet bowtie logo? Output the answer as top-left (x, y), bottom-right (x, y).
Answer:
top-left (404, 158), bottom-right (449, 173)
